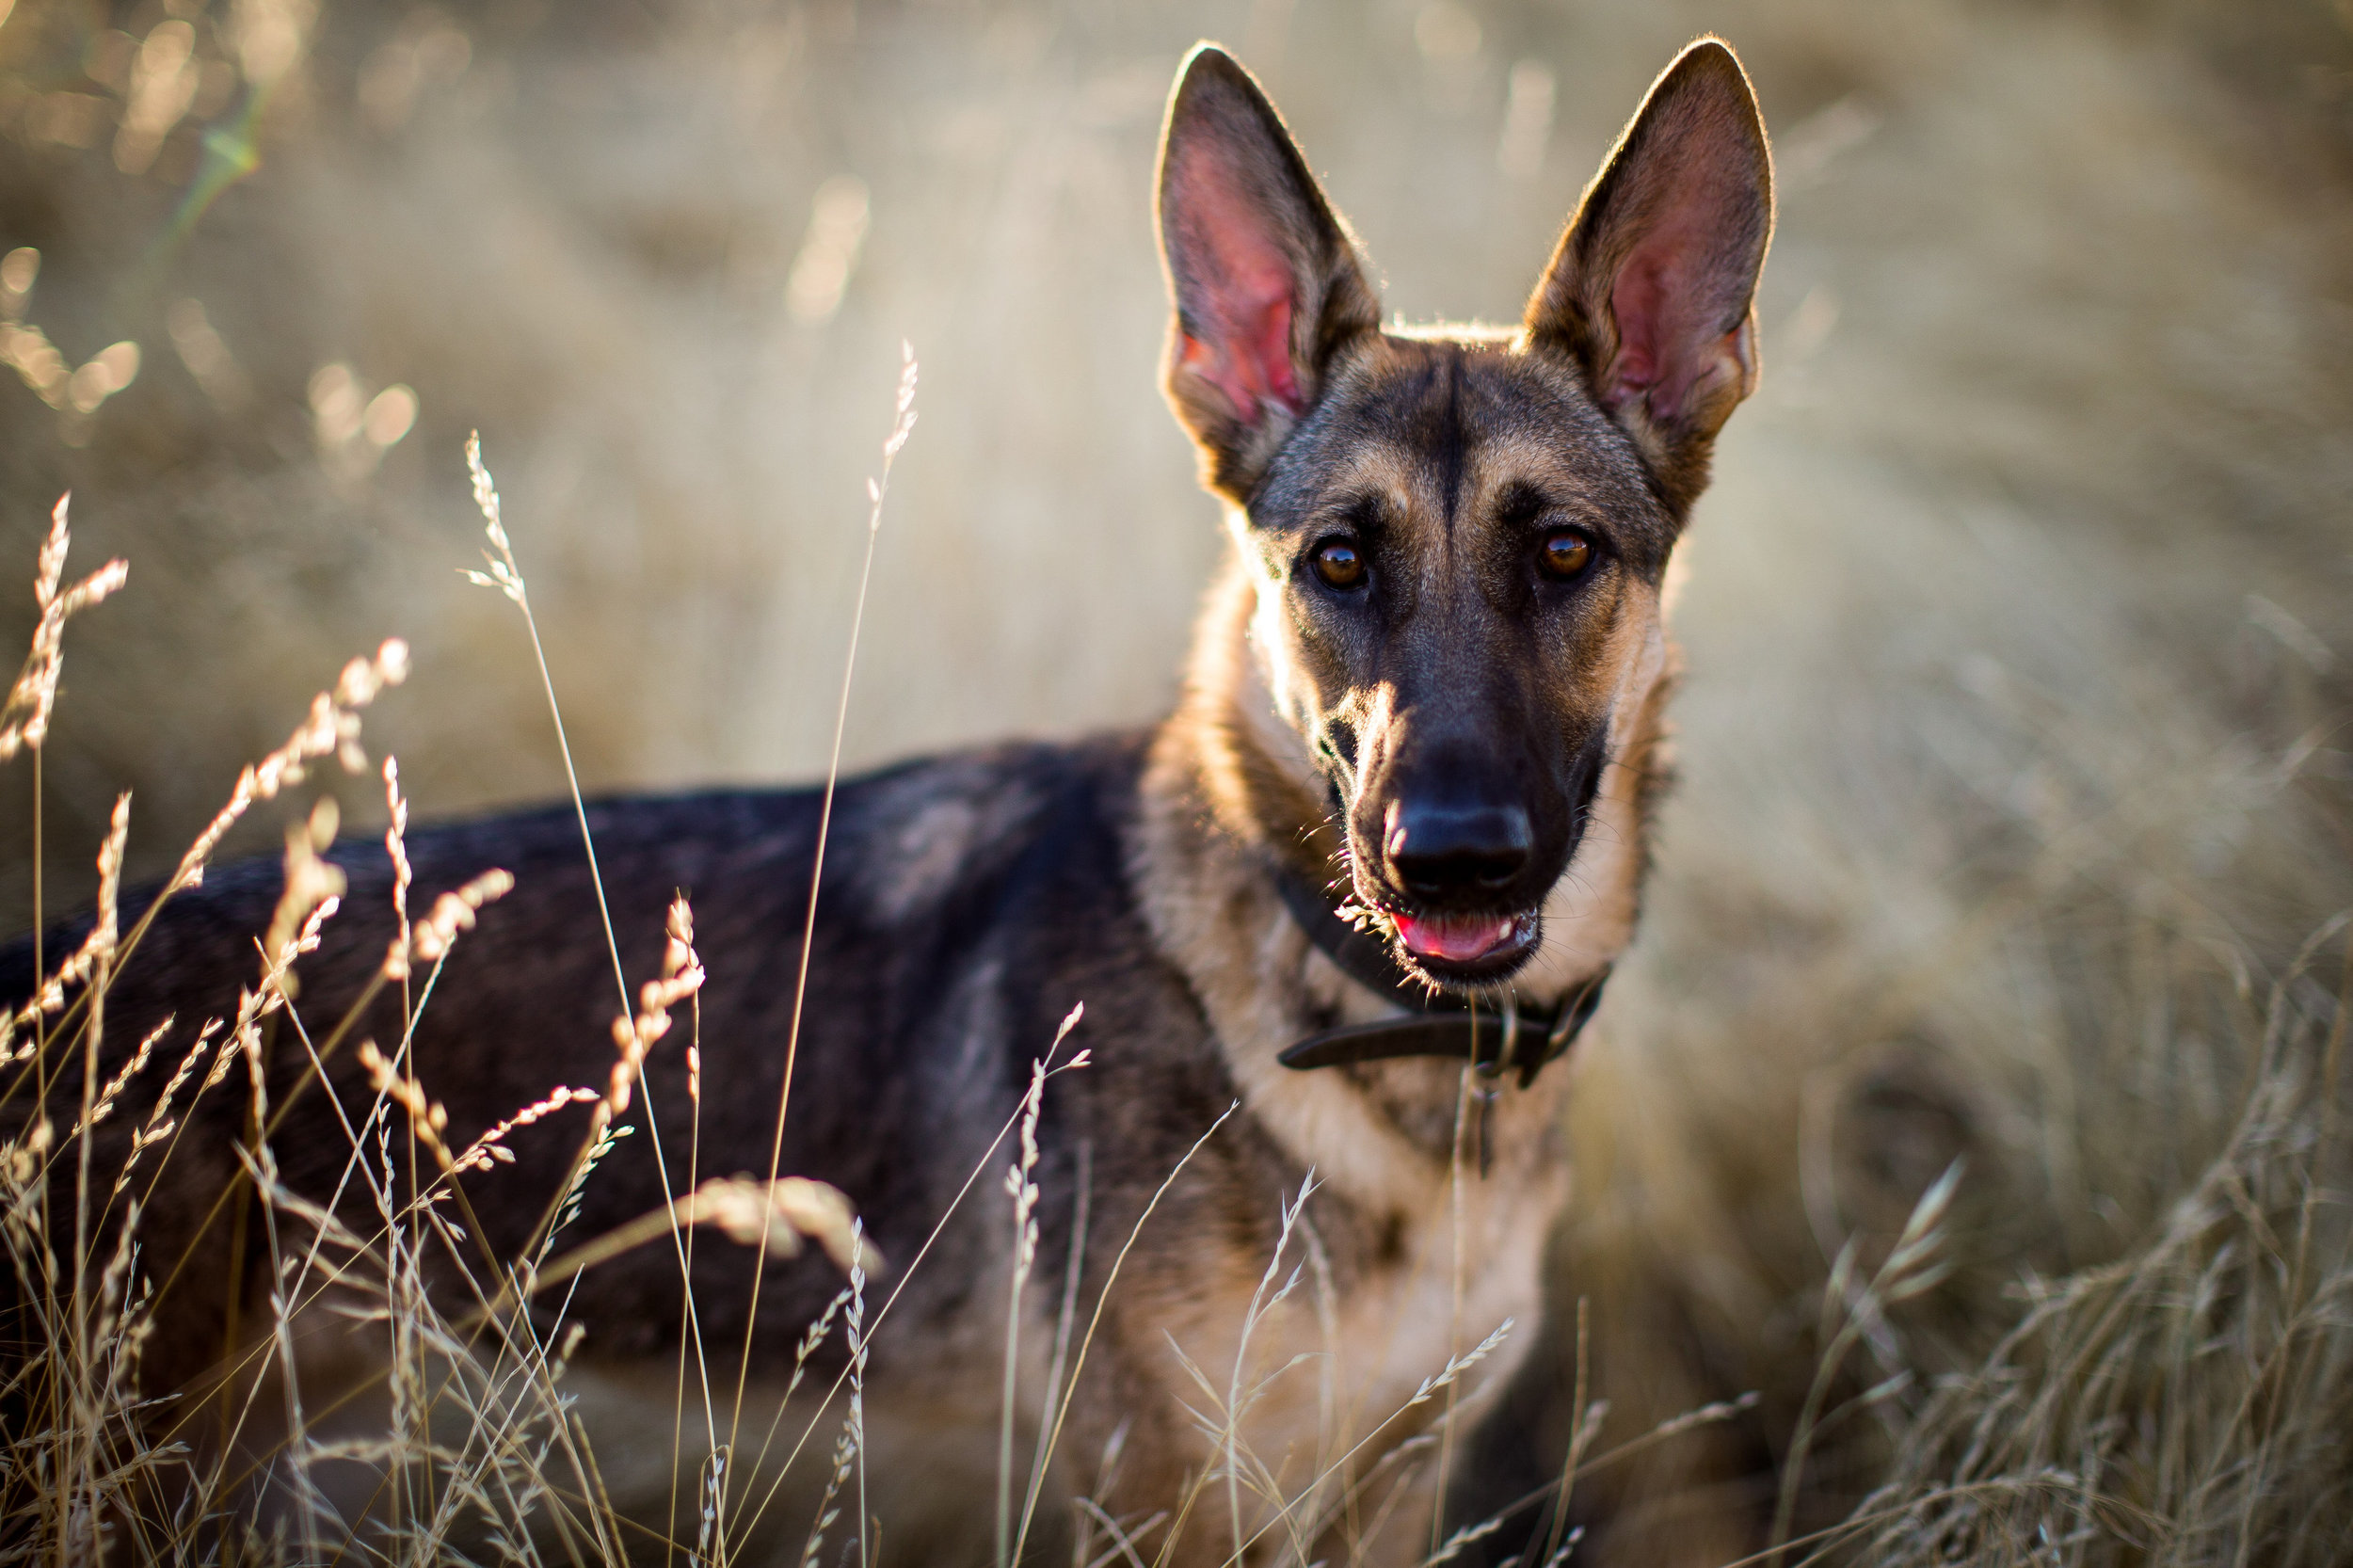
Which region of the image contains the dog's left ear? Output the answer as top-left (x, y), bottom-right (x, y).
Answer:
top-left (1524, 39), bottom-right (1773, 514)
top-left (1158, 43), bottom-right (1381, 503)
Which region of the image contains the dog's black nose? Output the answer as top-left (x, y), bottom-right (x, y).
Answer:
top-left (1383, 799), bottom-right (1532, 898)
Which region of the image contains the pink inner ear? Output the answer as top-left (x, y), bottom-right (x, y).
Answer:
top-left (1607, 246), bottom-right (1716, 423)
top-left (1603, 201), bottom-right (1735, 426)
top-left (1606, 258), bottom-right (1666, 407)
top-left (1174, 152), bottom-right (1305, 423)
top-left (1181, 292), bottom-right (1297, 421)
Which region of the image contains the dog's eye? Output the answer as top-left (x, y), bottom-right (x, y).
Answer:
top-left (1539, 530), bottom-right (1595, 582)
top-left (1311, 538), bottom-right (1367, 590)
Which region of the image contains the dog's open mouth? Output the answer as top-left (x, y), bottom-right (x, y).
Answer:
top-left (1388, 908), bottom-right (1541, 977)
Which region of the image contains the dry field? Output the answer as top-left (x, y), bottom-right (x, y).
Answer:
top-left (0, 0), bottom-right (2349, 1562)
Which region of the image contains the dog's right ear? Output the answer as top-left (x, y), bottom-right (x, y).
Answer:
top-left (1157, 43), bottom-right (1380, 503)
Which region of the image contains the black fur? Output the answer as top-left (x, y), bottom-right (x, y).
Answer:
top-left (0, 737), bottom-right (1269, 1400)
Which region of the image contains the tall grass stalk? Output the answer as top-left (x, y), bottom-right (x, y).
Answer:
top-left (666, 897), bottom-right (710, 1568)
top-left (732, 342), bottom-right (920, 1494)
top-left (462, 433), bottom-right (753, 1561)
top-left (999, 1006), bottom-right (1084, 1568)
top-left (1430, 1054), bottom-right (1479, 1561)
top-left (461, 432), bottom-right (631, 1032)
top-left (460, 435), bottom-right (696, 1283)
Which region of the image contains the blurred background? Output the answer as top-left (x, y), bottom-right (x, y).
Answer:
top-left (1, 0), bottom-right (2350, 1544)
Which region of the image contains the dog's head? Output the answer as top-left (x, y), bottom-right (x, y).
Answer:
top-left (1157, 40), bottom-right (1771, 990)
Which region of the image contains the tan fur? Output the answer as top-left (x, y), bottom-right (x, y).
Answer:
top-left (1113, 529), bottom-right (1678, 1560)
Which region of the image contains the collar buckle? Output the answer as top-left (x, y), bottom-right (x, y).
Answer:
top-left (1472, 997), bottom-right (1518, 1080)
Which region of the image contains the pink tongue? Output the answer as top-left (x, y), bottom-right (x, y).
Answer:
top-left (1392, 911), bottom-right (1514, 964)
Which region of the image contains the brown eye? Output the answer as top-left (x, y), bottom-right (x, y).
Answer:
top-left (1311, 537), bottom-right (1367, 589)
top-left (1540, 529), bottom-right (1595, 581)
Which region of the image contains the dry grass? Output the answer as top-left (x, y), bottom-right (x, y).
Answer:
top-left (1844, 937), bottom-right (2353, 1568)
top-left (0, 422), bottom-right (1604, 1567)
top-left (0, 0), bottom-right (2349, 1564)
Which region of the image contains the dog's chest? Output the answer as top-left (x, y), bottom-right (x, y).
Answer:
top-left (1163, 1160), bottom-right (1562, 1521)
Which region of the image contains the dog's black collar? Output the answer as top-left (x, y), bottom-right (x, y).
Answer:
top-left (1273, 869), bottom-right (1609, 1088)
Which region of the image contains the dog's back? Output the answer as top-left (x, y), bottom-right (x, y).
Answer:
top-left (0, 734), bottom-right (1276, 1556)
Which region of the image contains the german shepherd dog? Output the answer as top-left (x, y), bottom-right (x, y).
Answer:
top-left (0, 37), bottom-right (1770, 1566)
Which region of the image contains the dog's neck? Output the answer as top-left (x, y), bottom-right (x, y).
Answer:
top-left (1131, 538), bottom-right (1678, 1205)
